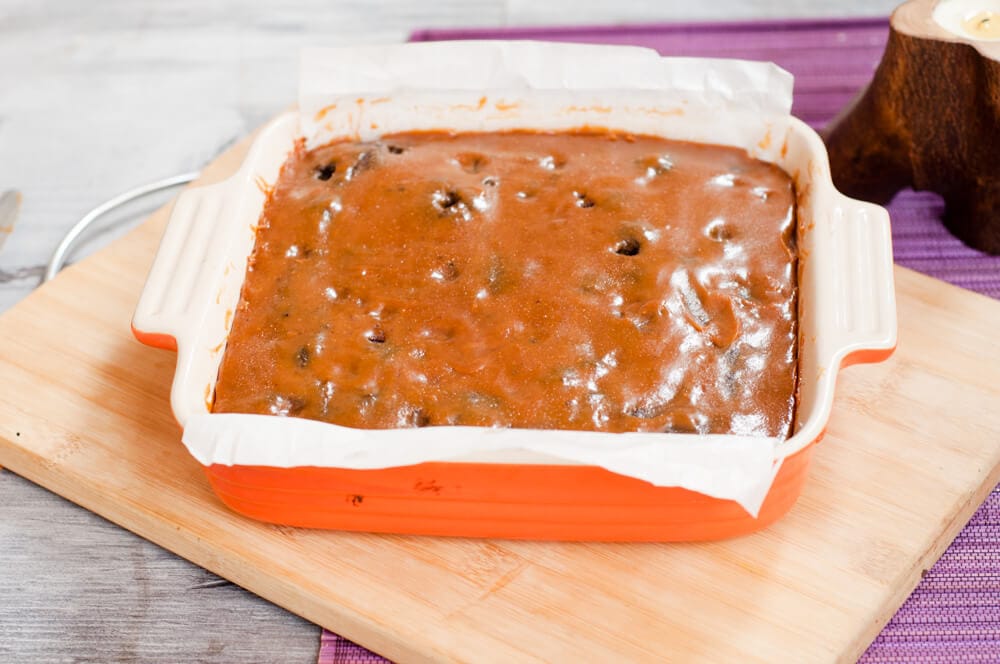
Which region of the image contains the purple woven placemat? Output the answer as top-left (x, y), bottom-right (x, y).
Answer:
top-left (318, 18), bottom-right (1000, 663)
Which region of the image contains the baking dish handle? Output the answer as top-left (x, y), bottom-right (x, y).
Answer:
top-left (824, 195), bottom-right (898, 369)
top-left (131, 180), bottom-right (234, 352)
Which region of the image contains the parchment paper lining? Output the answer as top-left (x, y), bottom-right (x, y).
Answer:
top-left (182, 41), bottom-right (795, 516)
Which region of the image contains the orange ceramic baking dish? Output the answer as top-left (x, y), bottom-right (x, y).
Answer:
top-left (132, 44), bottom-right (896, 541)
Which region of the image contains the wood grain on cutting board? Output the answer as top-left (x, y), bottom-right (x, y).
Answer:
top-left (1, 132), bottom-right (999, 664)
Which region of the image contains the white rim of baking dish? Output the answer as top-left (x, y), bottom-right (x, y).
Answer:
top-left (133, 108), bottom-right (896, 466)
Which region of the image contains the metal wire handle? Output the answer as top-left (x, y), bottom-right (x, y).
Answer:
top-left (44, 171), bottom-right (200, 282)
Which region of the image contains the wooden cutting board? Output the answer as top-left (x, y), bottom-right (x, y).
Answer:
top-left (1, 130), bottom-right (999, 664)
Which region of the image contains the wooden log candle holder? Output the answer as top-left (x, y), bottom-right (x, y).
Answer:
top-left (824, 0), bottom-right (1000, 253)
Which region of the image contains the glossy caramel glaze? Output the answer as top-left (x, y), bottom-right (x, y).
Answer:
top-left (213, 131), bottom-right (798, 437)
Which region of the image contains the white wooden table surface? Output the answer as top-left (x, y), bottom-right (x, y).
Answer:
top-left (1, 1), bottom-right (899, 661)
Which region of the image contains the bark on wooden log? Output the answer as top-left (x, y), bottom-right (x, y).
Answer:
top-left (824, 0), bottom-right (1000, 253)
